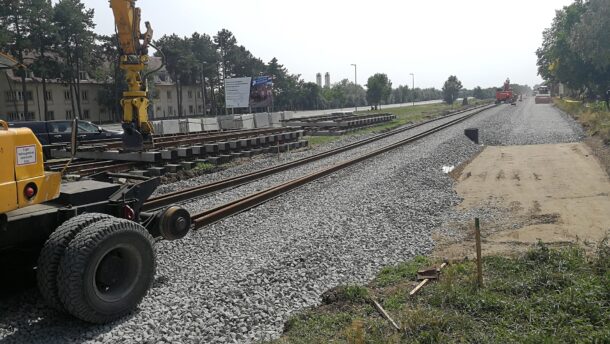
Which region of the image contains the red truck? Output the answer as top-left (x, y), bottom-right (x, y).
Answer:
top-left (496, 78), bottom-right (514, 104)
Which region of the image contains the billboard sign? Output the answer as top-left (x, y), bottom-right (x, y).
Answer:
top-left (250, 76), bottom-right (273, 108)
top-left (225, 77), bottom-right (252, 108)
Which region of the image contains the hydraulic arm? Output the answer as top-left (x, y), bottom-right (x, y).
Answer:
top-left (109, 0), bottom-right (154, 151)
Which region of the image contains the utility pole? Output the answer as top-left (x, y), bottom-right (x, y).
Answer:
top-left (410, 73), bottom-right (415, 106)
top-left (351, 63), bottom-right (357, 112)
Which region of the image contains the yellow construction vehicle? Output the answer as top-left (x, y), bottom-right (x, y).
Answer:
top-left (0, 119), bottom-right (62, 214)
top-left (1, 52), bottom-right (191, 323)
top-left (110, 0), bottom-right (155, 151)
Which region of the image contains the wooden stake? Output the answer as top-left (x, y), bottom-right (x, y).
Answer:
top-left (372, 299), bottom-right (401, 331)
top-left (475, 217), bottom-right (483, 288)
top-left (409, 279), bottom-right (429, 296)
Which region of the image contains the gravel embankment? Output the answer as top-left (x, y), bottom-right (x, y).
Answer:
top-left (154, 106), bottom-right (489, 198)
top-left (0, 98), bottom-right (583, 343)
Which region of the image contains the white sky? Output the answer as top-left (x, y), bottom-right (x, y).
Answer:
top-left (83, 0), bottom-right (574, 89)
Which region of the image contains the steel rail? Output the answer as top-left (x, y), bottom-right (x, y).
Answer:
top-left (189, 104), bottom-right (489, 229)
top-left (143, 103), bottom-right (494, 211)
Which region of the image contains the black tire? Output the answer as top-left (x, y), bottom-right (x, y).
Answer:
top-left (57, 218), bottom-right (156, 324)
top-left (37, 213), bottom-right (113, 312)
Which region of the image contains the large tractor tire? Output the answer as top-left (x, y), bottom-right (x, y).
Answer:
top-left (37, 213), bottom-right (113, 312)
top-left (57, 218), bottom-right (156, 324)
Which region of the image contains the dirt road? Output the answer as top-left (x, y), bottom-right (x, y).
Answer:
top-left (436, 102), bottom-right (610, 258)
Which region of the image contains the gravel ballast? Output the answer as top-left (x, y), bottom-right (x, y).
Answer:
top-left (0, 99), bottom-right (583, 343)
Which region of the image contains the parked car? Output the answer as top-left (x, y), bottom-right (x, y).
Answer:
top-left (7, 120), bottom-right (123, 145)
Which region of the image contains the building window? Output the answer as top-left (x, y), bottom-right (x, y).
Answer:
top-left (189, 105), bottom-right (194, 114)
top-left (45, 91), bottom-right (53, 101)
top-left (5, 91), bottom-right (33, 102)
top-left (81, 90), bottom-right (88, 101)
top-left (64, 90), bottom-right (71, 100)
top-left (168, 106), bottom-right (173, 115)
top-left (166, 91), bottom-right (172, 99)
top-left (66, 110), bottom-right (73, 119)
top-left (198, 105), bottom-right (202, 113)
top-left (7, 112), bottom-right (34, 121)
top-left (83, 109), bottom-right (90, 119)
top-left (197, 91), bottom-right (203, 98)
top-left (79, 71), bottom-right (87, 80)
top-left (188, 90), bottom-right (193, 99)
top-left (47, 111), bottom-right (55, 120)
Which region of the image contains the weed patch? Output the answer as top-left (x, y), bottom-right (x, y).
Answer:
top-left (273, 243), bottom-right (610, 343)
top-left (555, 98), bottom-right (610, 143)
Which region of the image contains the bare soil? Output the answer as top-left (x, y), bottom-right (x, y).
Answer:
top-left (434, 142), bottom-right (610, 259)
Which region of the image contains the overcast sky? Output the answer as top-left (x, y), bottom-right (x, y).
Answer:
top-left (84, 0), bottom-right (574, 89)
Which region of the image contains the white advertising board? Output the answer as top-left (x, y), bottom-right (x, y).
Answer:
top-left (225, 77), bottom-right (252, 108)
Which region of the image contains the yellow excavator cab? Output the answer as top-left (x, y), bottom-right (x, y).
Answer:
top-left (0, 120), bottom-right (62, 213)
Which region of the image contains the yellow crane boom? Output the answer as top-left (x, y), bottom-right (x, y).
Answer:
top-left (109, 0), bottom-right (154, 151)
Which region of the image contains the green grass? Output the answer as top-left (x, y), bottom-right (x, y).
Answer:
top-left (305, 101), bottom-right (488, 147)
top-left (194, 162), bottom-right (216, 171)
top-left (272, 241), bottom-right (610, 343)
top-left (555, 98), bottom-right (610, 143)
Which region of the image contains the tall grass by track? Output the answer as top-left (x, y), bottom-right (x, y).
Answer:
top-left (306, 100), bottom-right (489, 147)
top-left (555, 98), bottom-right (610, 143)
top-left (272, 241), bottom-right (610, 343)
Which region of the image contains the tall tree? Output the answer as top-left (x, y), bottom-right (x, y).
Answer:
top-left (213, 29), bottom-right (236, 83)
top-left (26, 0), bottom-right (57, 121)
top-left (155, 34), bottom-right (196, 117)
top-left (53, 0), bottom-right (96, 118)
top-left (472, 86), bottom-right (485, 99)
top-left (536, 0), bottom-right (600, 95)
top-left (266, 57), bottom-right (300, 111)
top-left (299, 82), bottom-right (324, 110)
top-left (569, 0), bottom-right (610, 94)
top-left (391, 85), bottom-right (410, 104)
top-left (190, 32), bottom-right (218, 115)
top-left (1, 0), bottom-right (31, 116)
top-left (366, 73), bottom-right (392, 109)
top-left (442, 75), bottom-right (463, 104)
top-left (94, 34), bottom-right (126, 122)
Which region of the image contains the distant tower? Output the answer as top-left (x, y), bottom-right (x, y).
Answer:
top-left (316, 73), bottom-right (322, 87)
top-left (324, 72), bottom-right (330, 88)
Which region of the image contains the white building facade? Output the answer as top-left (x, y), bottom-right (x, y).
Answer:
top-left (0, 57), bottom-right (207, 123)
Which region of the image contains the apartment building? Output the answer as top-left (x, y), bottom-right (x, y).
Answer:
top-left (0, 57), bottom-right (207, 123)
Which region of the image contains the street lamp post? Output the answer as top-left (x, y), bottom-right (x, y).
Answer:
top-left (351, 63), bottom-right (357, 112)
top-left (410, 73), bottom-right (415, 106)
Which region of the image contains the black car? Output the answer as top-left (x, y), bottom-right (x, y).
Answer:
top-left (8, 120), bottom-right (123, 145)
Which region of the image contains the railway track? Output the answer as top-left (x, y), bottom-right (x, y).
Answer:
top-left (45, 127), bottom-right (305, 176)
top-left (144, 103), bottom-right (494, 216)
top-left (82, 127), bottom-right (292, 150)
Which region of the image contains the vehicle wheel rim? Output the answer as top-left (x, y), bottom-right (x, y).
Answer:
top-left (93, 244), bottom-right (141, 303)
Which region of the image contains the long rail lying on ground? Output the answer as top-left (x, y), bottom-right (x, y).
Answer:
top-left (144, 103), bottom-right (494, 213)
